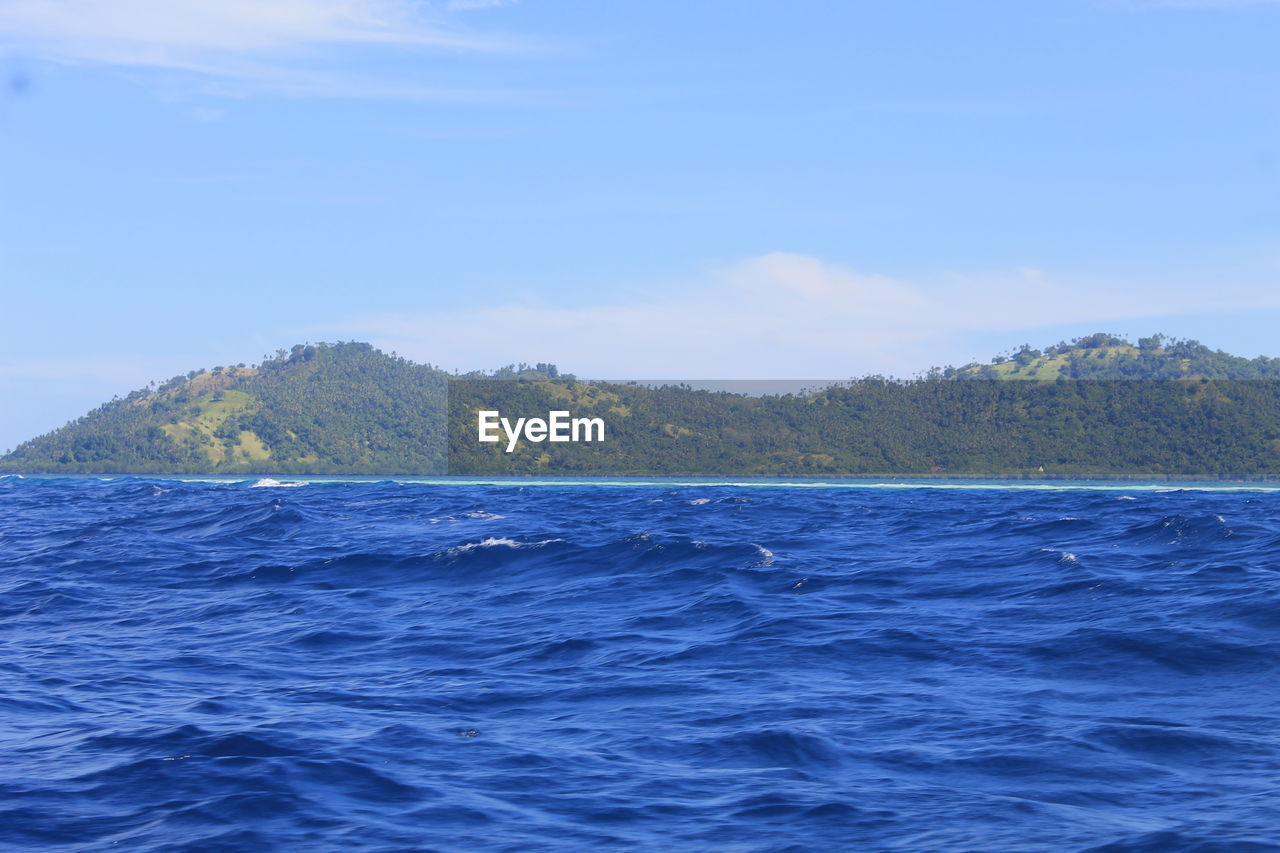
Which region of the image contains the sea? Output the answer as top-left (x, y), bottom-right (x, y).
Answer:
top-left (2, 475), bottom-right (1278, 852)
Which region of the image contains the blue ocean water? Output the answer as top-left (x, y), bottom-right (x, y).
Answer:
top-left (2, 477), bottom-right (1279, 852)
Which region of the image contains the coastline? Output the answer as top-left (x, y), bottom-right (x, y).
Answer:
top-left (7, 473), bottom-right (1280, 491)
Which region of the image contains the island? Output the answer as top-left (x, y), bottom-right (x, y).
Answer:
top-left (5, 335), bottom-right (1280, 479)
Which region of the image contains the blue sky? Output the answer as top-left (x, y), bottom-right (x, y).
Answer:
top-left (1, 0), bottom-right (1278, 451)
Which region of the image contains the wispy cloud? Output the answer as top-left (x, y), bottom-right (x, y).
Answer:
top-left (329, 252), bottom-right (1280, 377)
top-left (0, 0), bottom-right (533, 97)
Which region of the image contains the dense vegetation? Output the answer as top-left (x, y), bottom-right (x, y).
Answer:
top-left (449, 377), bottom-right (1280, 479)
top-left (940, 333), bottom-right (1280, 380)
top-left (6, 334), bottom-right (1280, 478)
top-left (2, 344), bottom-right (451, 475)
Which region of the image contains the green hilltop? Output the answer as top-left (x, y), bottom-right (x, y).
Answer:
top-left (0, 343), bottom-right (563, 475)
top-left (5, 334), bottom-right (1280, 478)
top-left (939, 332), bottom-right (1280, 381)
top-left (3, 343), bottom-right (450, 475)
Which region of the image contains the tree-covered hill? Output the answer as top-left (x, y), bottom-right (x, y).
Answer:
top-left (448, 376), bottom-right (1280, 479)
top-left (1, 343), bottom-right (452, 475)
top-left (940, 333), bottom-right (1280, 380)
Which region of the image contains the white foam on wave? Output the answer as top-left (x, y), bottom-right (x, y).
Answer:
top-left (1039, 546), bottom-right (1079, 565)
top-left (447, 536), bottom-right (563, 555)
top-left (456, 537), bottom-right (521, 551)
top-left (688, 498), bottom-right (712, 505)
top-left (250, 478), bottom-right (307, 488)
top-left (429, 510), bottom-right (507, 523)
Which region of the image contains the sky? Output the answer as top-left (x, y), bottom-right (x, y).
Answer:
top-left (1, 0), bottom-right (1278, 451)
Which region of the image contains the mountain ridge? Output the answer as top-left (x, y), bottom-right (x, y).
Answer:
top-left (5, 334), bottom-right (1280, 477)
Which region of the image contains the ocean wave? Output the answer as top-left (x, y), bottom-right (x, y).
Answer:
top-left (2, 479), bottom-right (1279, 850)
top-left (445, 536), bottom-right (562, 554)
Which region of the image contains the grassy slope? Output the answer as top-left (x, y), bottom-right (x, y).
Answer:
top-left (159, 388), bottom-right (271, 466)
top-left (990, 345), bottom-right (1139, 380)
top-left (954, 343), bottom-right (1200, 380)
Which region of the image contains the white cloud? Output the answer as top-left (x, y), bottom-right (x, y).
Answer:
top-left (329, 252), bottom-right (1280, 378)
top-left (0, 0), bottom-right (529, 96)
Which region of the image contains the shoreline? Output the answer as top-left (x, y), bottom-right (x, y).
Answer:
top-left (7, 473), bottom-right (1280, 491)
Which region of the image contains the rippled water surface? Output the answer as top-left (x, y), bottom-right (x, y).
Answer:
top-left (3, 477), bottom-right (1279, 851)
